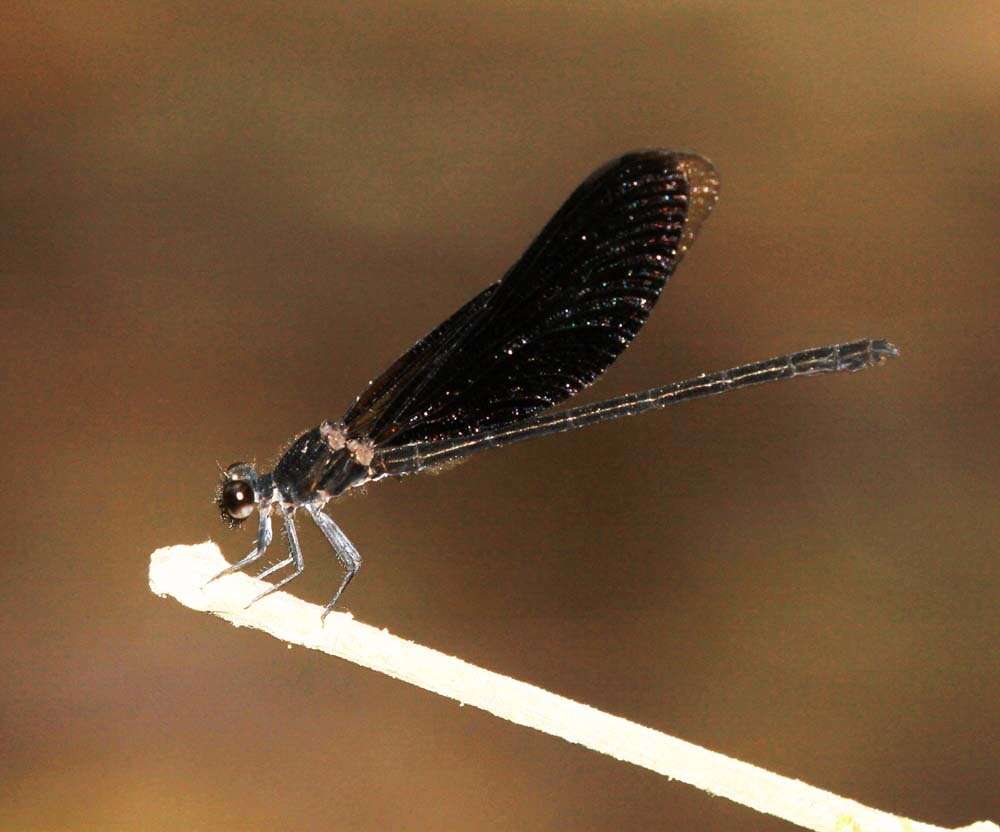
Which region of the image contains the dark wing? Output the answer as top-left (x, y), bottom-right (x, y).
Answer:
top-left (342, 150), bottom-right (720, 447)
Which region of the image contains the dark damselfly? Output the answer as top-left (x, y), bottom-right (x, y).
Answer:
top-left (213, 151), bottom-right (898, 619)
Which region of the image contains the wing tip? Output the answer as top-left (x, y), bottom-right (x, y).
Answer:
top-left (672, 153), bottom-right (721, 253)
top-left (588, 149), bottom-right (721, 255)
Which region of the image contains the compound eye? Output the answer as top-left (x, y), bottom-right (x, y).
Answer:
top-left (221, 479), bottom-right (256, 520)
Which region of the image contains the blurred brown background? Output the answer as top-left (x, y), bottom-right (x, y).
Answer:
top-left (2, 2), bottom-right (997, 830)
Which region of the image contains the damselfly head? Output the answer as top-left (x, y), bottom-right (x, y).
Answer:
top-left (216, 462), bottom-right (260, 528)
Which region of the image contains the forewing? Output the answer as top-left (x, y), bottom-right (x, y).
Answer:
top-left (343, 150), bottom-right (719, 447)
top-left (341, 282), bottom-right (499, 438)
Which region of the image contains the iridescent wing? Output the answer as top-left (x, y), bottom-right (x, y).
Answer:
top-left (342, 150), bottom-right (720, 447)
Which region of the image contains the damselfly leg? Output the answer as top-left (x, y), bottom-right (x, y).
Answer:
top-left (245, 506), bottom-right (305, 606)
top-left (206, 508), bottom-right (273, 585)
top-left (306, 505), bottom-right (363, 622)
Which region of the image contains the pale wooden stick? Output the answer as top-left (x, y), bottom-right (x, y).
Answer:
top-left (150, 542), bottom-right (994, 832)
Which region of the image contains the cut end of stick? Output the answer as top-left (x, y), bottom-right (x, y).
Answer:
top-left (149, 541), bottom-right (354, 639)
top-left (150, 542), bottom-right (995, 832)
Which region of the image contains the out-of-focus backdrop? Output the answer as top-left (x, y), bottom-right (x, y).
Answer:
top-left (2, 3), bottom-right (997, 830)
